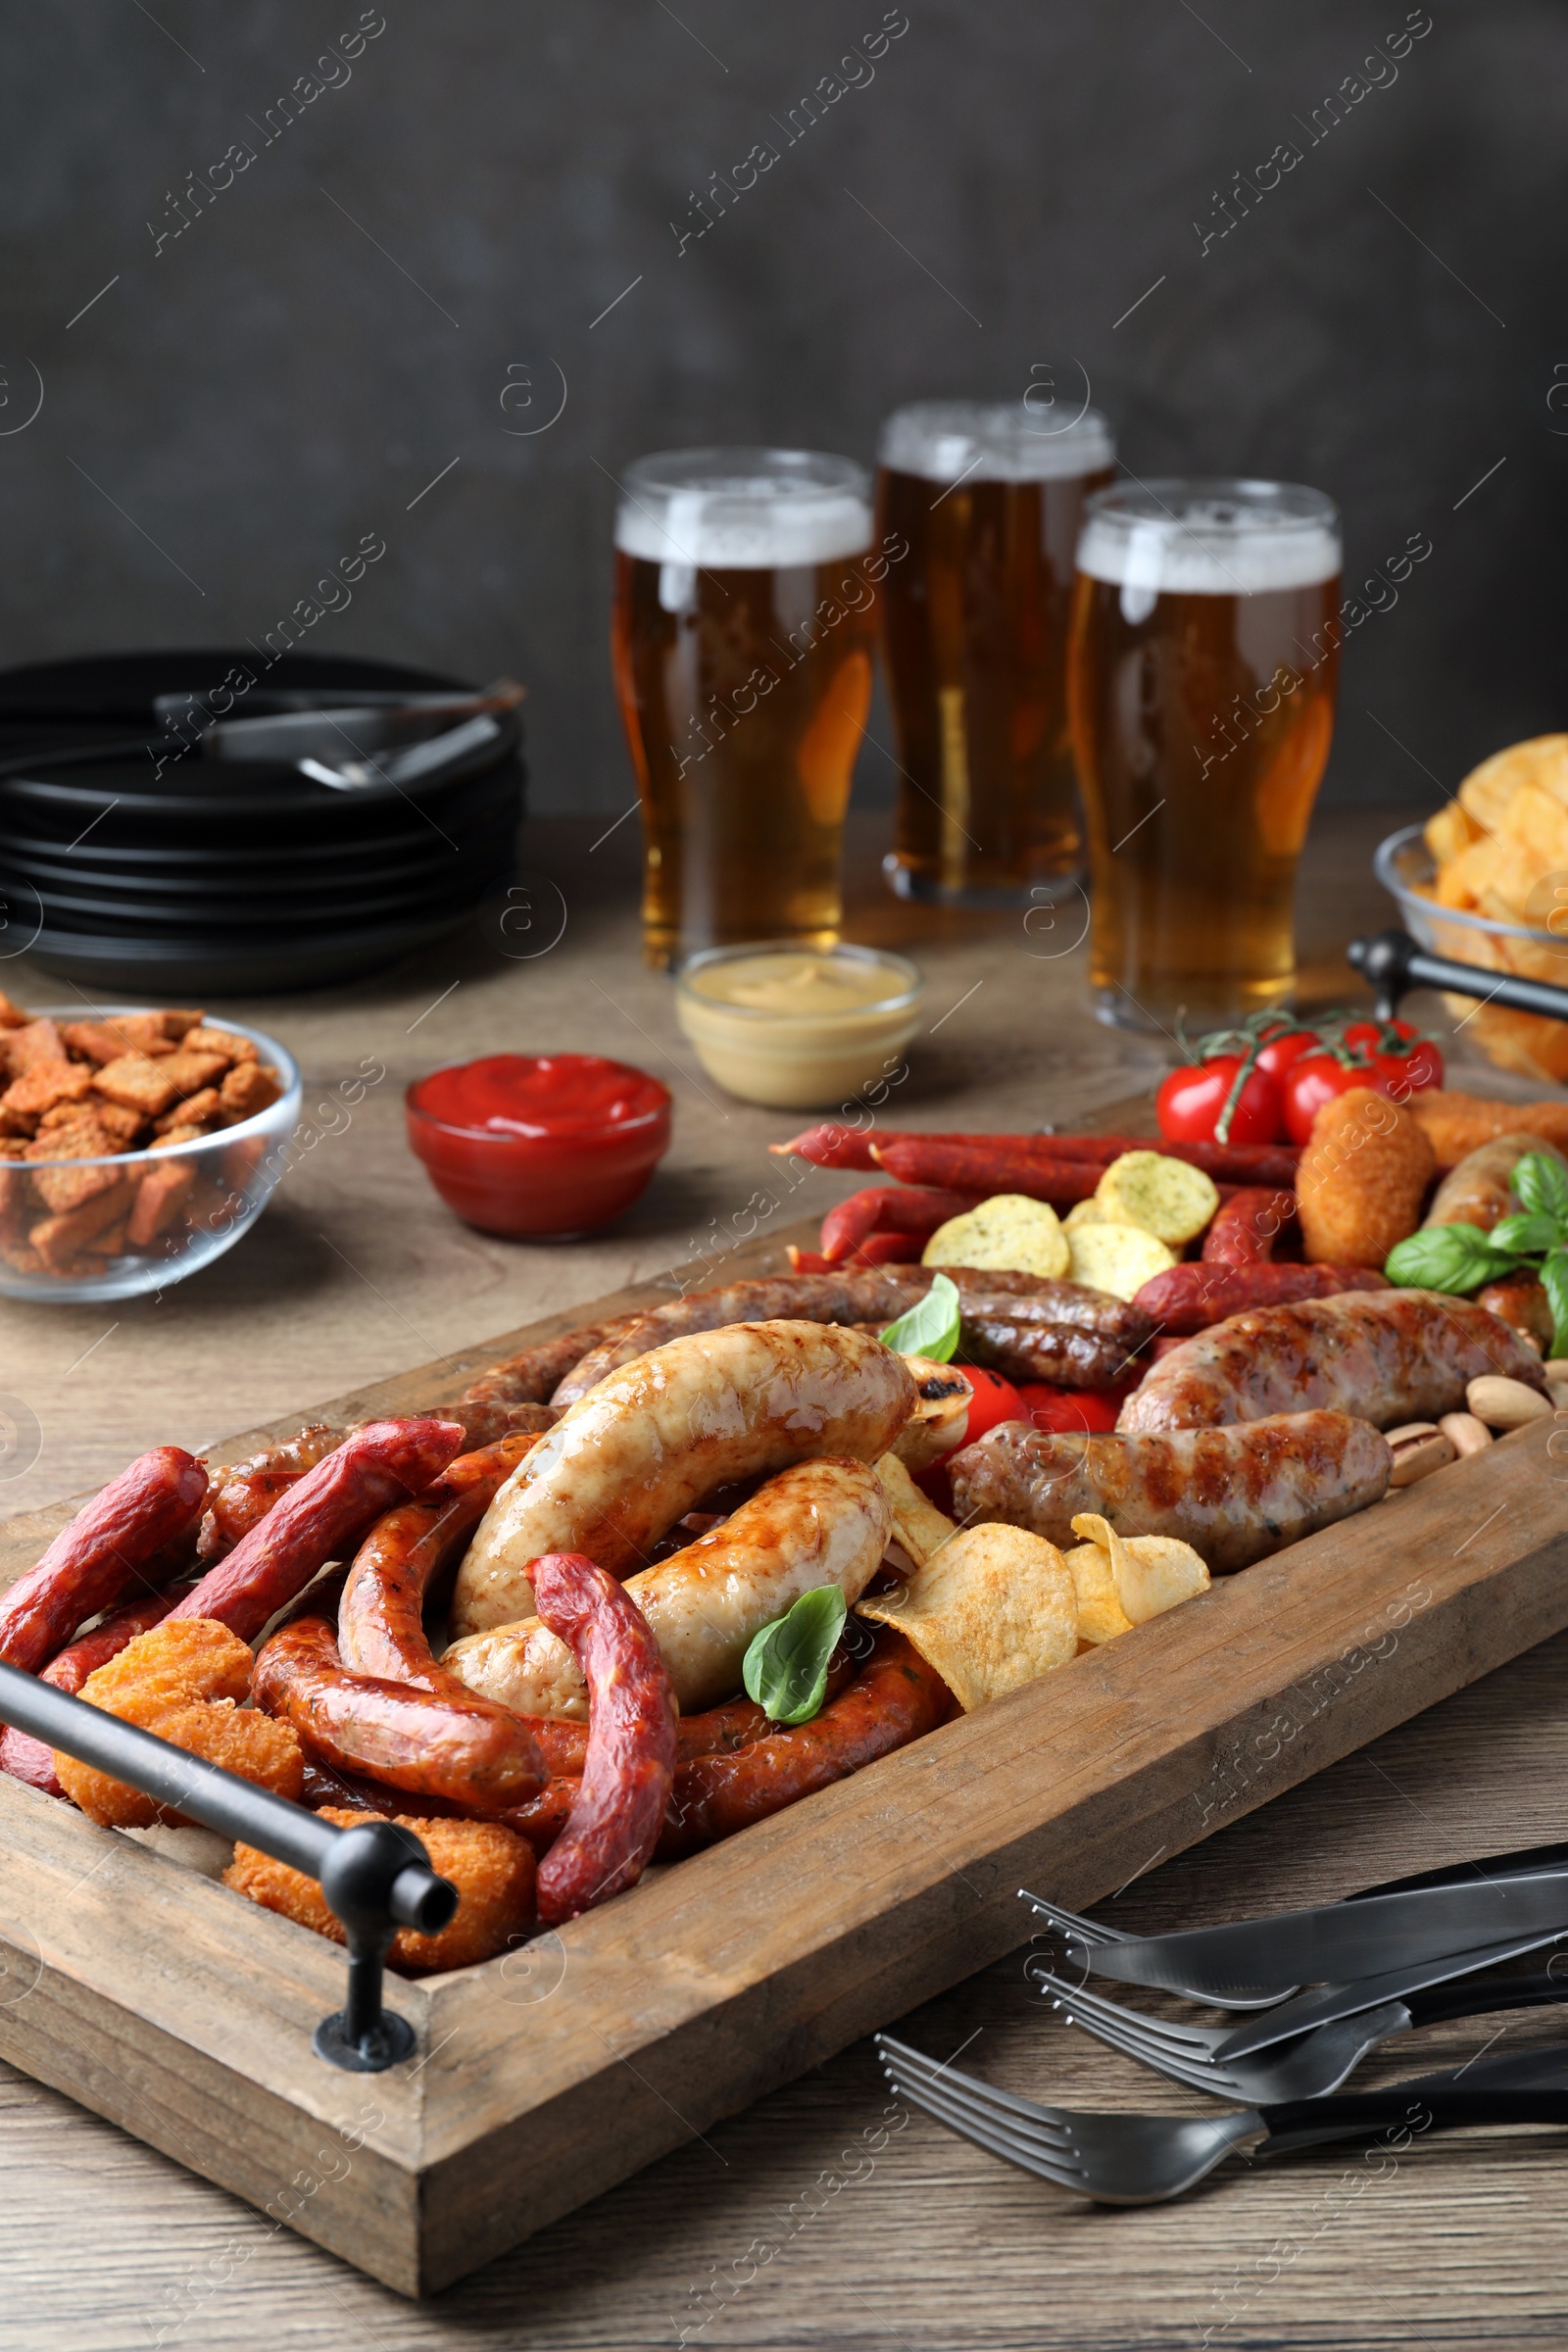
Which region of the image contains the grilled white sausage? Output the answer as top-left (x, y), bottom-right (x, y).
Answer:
top-left (450, 1320), bottom-right (914, 1638)
top-left (445, 1455), bottom-right (890, 1719)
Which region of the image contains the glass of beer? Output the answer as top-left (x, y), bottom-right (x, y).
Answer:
top-left (611, 446), bottom-right (878, 968)
top-left (1066, 478), bottom-right (1342, 1030)
top-left (875, 399), bottom-right (1115, 906)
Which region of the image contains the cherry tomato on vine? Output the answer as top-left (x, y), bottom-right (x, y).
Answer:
top-left (1252, 1026), bottom-right (1321, 1086)
top-left (1016, 1382), bottom-right (1122, 1435)
top-left (1339, 1019), bottom-right (1445, 1098)
top-left (1156, 1055), bottom-right (1284, 1148)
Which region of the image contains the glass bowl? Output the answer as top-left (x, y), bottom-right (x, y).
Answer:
top-left (675, 943), bottom-right (925, 1109)
top-left (0, 1009), bottom-right (301, 1302)
top-left (1374, 825), bottom-right (1568, 1082)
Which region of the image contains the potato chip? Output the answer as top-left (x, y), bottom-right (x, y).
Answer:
top-left (858, 1522), bottom-right (1077, 1711)
top-left (1425, 801), bottom-right (1482, 865)
top-left (1460, 734), bottom-right (1568, 833)
top-left (1065, 1219), bottom-right (1176, 1301)
top-left (1063, 1542), bottom-right (1134, 1646)
top-left (1070, 1513), bottom-right (1210, 1624)
top-left (923, 1193), bottom-right (1069, 1281)
top-left (1094, 1150), bottom-right (1220, 1246)
top-left (1063, 1195), bottom-right (1113, 1228)
top-left (873, 1450), bottom-right (958, 1570)
top-left (1501, 779), bottom-right (1568, 873)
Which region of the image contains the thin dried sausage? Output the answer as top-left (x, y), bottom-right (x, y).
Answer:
top-left (169, 1417), bottom-right (466, 1641)
top-left (530, 1552), bottom-right (678, 1923)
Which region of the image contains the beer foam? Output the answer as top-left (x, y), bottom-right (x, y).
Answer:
top-left (1077, 491), bottom-right (1341, 596)
top-left (615, 450), bottom-right (871, 567)
top-left (880, 401), bottom-right (1114, 485)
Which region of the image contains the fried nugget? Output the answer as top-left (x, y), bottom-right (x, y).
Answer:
top-left (224, 1808), bottom-right (538, 1975)
top-left (55, 1617), bottom-right (304, 1830)
top-left (1296, 1086), bottom-right (1436, 1269)
top-left (1412, 1089), bottom-right (1568, 1169)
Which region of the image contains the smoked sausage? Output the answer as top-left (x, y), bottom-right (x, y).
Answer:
top-left (169, 1417), bottom-right (466, 1641)
top-left (0, 1446), bottom-right (207, 1674)
top-left (531, 1553), bottom-right (678, 1923)
top-left (1134, 1261), bottom-right (1388, 1338)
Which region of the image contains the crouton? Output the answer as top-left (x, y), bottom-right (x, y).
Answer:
top-left (219, 1062), bottom-right (282, 1123)
top-left (92, 1054), bottom-right (181, 1118)
top-left (128, 1159), bottom-right (197, 1246)
top-left (2, 1059), bottom-right (95, 1124)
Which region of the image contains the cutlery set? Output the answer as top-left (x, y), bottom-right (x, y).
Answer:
top-left (876, 1848), bottom-right (1568, 2204)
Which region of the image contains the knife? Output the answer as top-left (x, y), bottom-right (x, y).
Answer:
top-left (1213, 1929), bottom-right (1568, 2060)
top-left (1070, 1867), bottom-right (1568, 2001)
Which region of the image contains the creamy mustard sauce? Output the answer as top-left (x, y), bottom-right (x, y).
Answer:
top-left (676, 947), bottom-right (925, 1108)
top-left (688, 951), bottom-right (906, 1016)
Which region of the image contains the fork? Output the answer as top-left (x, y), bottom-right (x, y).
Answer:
top-left (1027, 1956), bottom-right (1568, 2103)
top-left (876, 2032), bottom-right (1568, 2204)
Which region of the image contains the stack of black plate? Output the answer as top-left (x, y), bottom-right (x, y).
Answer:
top-left (0, 651), bottom-right (526, 993)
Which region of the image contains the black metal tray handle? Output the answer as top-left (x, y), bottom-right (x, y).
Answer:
top-left (0, 1659), bottom-right (457, 2072)
top-left (1349, 927), bottom-right (1568, 1026)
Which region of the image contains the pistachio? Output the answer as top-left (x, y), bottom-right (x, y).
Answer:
top-left (1438, 1411), bottom-right (1494, 1459)
top-left (1388, 1431), bottom-right (1458, 1486)
top-left (1465, 1374), bottom-right (1553, 1431)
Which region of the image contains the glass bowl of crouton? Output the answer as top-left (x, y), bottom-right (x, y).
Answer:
top-left (0, 1003), bottom-right (301, 1299)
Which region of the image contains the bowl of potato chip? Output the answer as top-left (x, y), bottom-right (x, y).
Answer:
top-left (1376, 734), bottom-right (1568, 1085)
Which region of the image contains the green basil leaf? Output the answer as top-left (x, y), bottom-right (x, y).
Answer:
top-left (1542, 1248), bottom-right (1568, 1362)
top-left (742, 1586), bottom-right (848, 1725)
top-left (1513, 1151), bottom-right (1568, 1231)
top-left (1384, 1222), bottom-right (1522, 1294)
top-left (880, 1270), bottom-right (961, 1363)
top-left (1490, 1211), bottom-right (1560, 1258)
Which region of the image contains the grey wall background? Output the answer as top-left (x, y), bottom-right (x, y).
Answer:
top-left (0, 1), bottom-right (1559, 813)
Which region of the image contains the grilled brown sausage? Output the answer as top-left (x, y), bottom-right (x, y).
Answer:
top-left (1118, 1291), bottom-right (1548, 1433)
top-left (546, 1268), bottom-right (1123, 1404)
top-left (950, 1413), bottom-right (1393, 1573)
top-left (197, 1424), bottom-right (345, 1563)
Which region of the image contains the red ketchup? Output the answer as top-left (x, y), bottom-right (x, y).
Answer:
top-left (406, 1054), bottom-right (671, 1239)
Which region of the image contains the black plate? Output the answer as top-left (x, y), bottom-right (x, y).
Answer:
top-left (0, 651), bottom-right (526, 992)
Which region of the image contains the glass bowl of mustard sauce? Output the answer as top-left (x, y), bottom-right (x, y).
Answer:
top-left (675, 943), bottom-right (925, 1108)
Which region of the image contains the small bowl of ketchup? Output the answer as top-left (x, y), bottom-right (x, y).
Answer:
top-left (406, 1053), bottom-right (671, 1239)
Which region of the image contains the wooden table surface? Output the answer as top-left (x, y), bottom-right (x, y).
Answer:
top-left (6, 804), bottom-right (1568, 2350)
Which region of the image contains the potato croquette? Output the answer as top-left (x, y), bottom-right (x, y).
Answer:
top-left (1296, 1087), bottom-right (1436, 1269)
top-left (224, 1807), bottom-right (537, 1975)
top-left (54, 1615), bottom-right (304, 1829)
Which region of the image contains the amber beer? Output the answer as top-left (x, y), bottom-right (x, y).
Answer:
top-left (876, 401), bottom-right (1115, 905)
top-left (1066, 479), bottom-right (1343, 1028)
top-left (611, 448), bottom-right (882, 968)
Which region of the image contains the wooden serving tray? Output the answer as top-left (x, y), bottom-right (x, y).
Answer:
top-left (2, 1181), bottom-right (1567, 2294)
